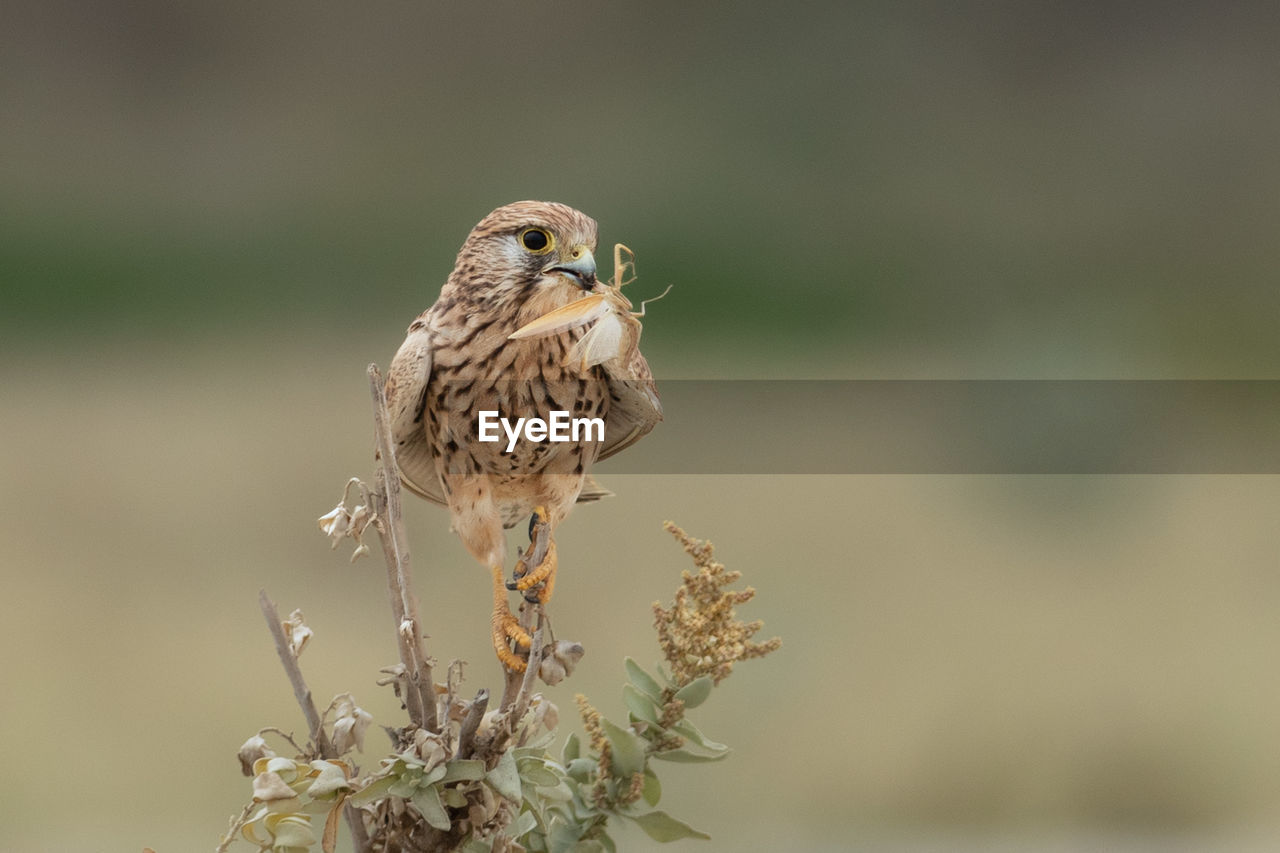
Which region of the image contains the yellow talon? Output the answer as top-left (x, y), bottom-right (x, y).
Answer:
top-left (511, 506), bottom-right (556, 604)
top-left (515, 540), bottom-right (557, 602)
top-left (490, 506), bottom-right (557, 671)
top-left (491, 563), bottom-right (531, 672)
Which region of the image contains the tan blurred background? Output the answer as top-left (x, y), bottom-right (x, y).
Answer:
top-left (3, 2), bottom-right (1280, 851)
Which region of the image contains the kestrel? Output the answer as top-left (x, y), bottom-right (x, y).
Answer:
top-left (385, 201), bottom-right (661, 672)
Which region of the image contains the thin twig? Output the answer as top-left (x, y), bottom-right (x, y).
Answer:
top-left (511, 622), bottom-right (546, 723)
top-left (259, 589), bottom-right (335, 758)
top-left (455, 688), bottom-right (489, 759)
top-left (344, 802), bottom-right (371, 853)
top-left (483, 621), bottom-right (548, 759)
top-left (445, 661), bottom-right (465, 744)
top-left (367, 363), bottom-right (439, 732)
top-left (257, 725), bottom-right (305, 755)
top-left (367, 453), bottom-right (423, 724)
top-left (215, 801), bottom-right (256, 853)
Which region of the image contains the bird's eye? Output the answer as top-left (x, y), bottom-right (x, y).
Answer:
top-left (520, 227), bottom-right (553, 254)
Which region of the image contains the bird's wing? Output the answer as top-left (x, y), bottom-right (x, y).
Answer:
top-left (597, 344), bottom-right (663, 462)
top-left (385, 318), bottom-right (447, 506)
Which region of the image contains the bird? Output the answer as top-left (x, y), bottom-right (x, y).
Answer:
top-left (384, 201), bottom-right (661, 672)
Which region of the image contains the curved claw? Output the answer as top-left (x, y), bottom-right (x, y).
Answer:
top-left (510, 506), bottom-right (555, 603)
top-left (491, 506), bottom-right (557, 672)
top-left (491, 563), bottom-right (531, 672)
top-left (514, 540), bottom-right (557, 603)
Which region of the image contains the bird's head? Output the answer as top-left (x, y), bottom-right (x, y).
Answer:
top-left (447, 201), bottom-right (601, 307)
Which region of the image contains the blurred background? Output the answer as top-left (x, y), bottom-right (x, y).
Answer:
top-left (3, 2), bottom-right (1279, 850)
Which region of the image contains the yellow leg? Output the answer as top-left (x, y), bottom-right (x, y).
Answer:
top-left (491, 563), bottom-right (531, 672)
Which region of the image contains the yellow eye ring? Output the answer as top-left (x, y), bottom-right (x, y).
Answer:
top-left (519, 227), bottom-right (554, 254)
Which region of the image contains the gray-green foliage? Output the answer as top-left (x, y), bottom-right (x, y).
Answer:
top-left (329, 655), bottom-right (727, 852)
top-left (507, 659), bottom-right (728, 852)
top-left (231, 521), bottom-right (778, 852)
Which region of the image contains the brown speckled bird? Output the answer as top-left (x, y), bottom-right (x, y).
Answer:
top-left (385, 201), bottom-right (661, 672)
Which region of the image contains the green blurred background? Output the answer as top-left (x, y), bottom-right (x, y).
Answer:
top-left (3, 2), bottom-right (1279, 850)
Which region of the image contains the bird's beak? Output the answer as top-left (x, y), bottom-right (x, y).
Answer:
top-left (544, 246), bottom-right (597, 290)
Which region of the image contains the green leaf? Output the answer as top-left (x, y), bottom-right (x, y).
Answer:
top-left (509, 809), bottom-right (538, 839)
top-left (460, 835), bottom-right (492, 853)
top-left (673, 676), bottom-right (713, 709)
top-left (518, 759), bottom-right (562, 789)
top-left (411, 785), bottom-right (451, 831)
top-left (672, 719), bottom-right (728, 753)
top-left (268, 814), bottom-right (317, 848)
top-left (597, 830), bottom-right (617, 853)
top-left (537, 781), bottom-right (574, 803)
top-left (641, 768), bottom-right (661, 807)
top-left (441, 786), bottom-right (469, 808)
top-left (650, 748), bottom-right (730, 763)
top-left (486, 749), bottom-right (522, 803)
top-left (601, 719), bottom-right (647, 780)
top-left (442, 759), bottom-right (487, 784)
top-left (562, 732), bottom-right (580, 764)
top-left (522, 795), bottom-right (549, 833)
top-left (525, 728), bottom-right (558, 750)
top-left (626, 810), bottom-right (711, 842)
top-left (565, 787), bottom-right (592, 820)
top-left (382, 757), bottom-right (410, 774)
top-left (349, 774), bottom-right (398, 807)
top-left (569, 842), bottom-right (605, 852)
top-left (625, 657), bottom-right (663, 701)
top-left (525, 828), bottom-right (549, 853)
top-left (622, 685), bottom-right (661, 725)
top-left (546, 817), bottom-right (582, 853)
top-left (513, 746), bottom-right (551, 761)
top-left (397, 750), bottom-right (427, 768)
top-left (566, 757), bottom-right (596, 783)
top-left (422, 763), bottom-right (449, 787)
top-left (388, 776), bottom-right (421, 799)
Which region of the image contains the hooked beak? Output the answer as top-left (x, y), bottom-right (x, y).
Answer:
top-left (544, 246), bottom-right (597, 290)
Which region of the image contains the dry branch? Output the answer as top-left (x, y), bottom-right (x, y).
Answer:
top-left (258, 590), bottom-right (334, 758)
top-left (257, 591), bottom-right (373, 852)
top-left (454, 688), bottom-right (488, 760)
top-left (367, 363), bottom-right (438, 732)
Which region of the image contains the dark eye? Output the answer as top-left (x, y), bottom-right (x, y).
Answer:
top-left (520, 227), bottom-right (553, 253)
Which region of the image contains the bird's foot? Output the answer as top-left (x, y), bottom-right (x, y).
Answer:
top-left (491, 563), bottom-right (532, 672)
top-left (509, 505), bottom-right (557, 604)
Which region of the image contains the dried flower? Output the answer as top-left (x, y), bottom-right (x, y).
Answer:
top-left (316, 478), bottom-right (375, 563)
top-left (242, 809), bottom-right (316, 852)
top-left (407, 728), bottom-right (448, 771)
top-left (243, 757), bottom-right (350, 851)
top-left (238, 735), bottom-right (275, 776)
top-left (282, 609), bottom-right (312, 658)
top-left (316, 506), bottom-right (350, 546)
top-left (575, 693), bottom-right (607, 756)
top-left (654, 522), bottom-right (781, 687)
top-left (305, 760), bottom-right (353, 800)
top-left (538, 639), bottom-right (585, 685)
top-left (252, 768), bottom-right (299, 803)
top-left (328, 693), bottom-right (373, 755)
top-left (529, 694), bottom-right (559, 731)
